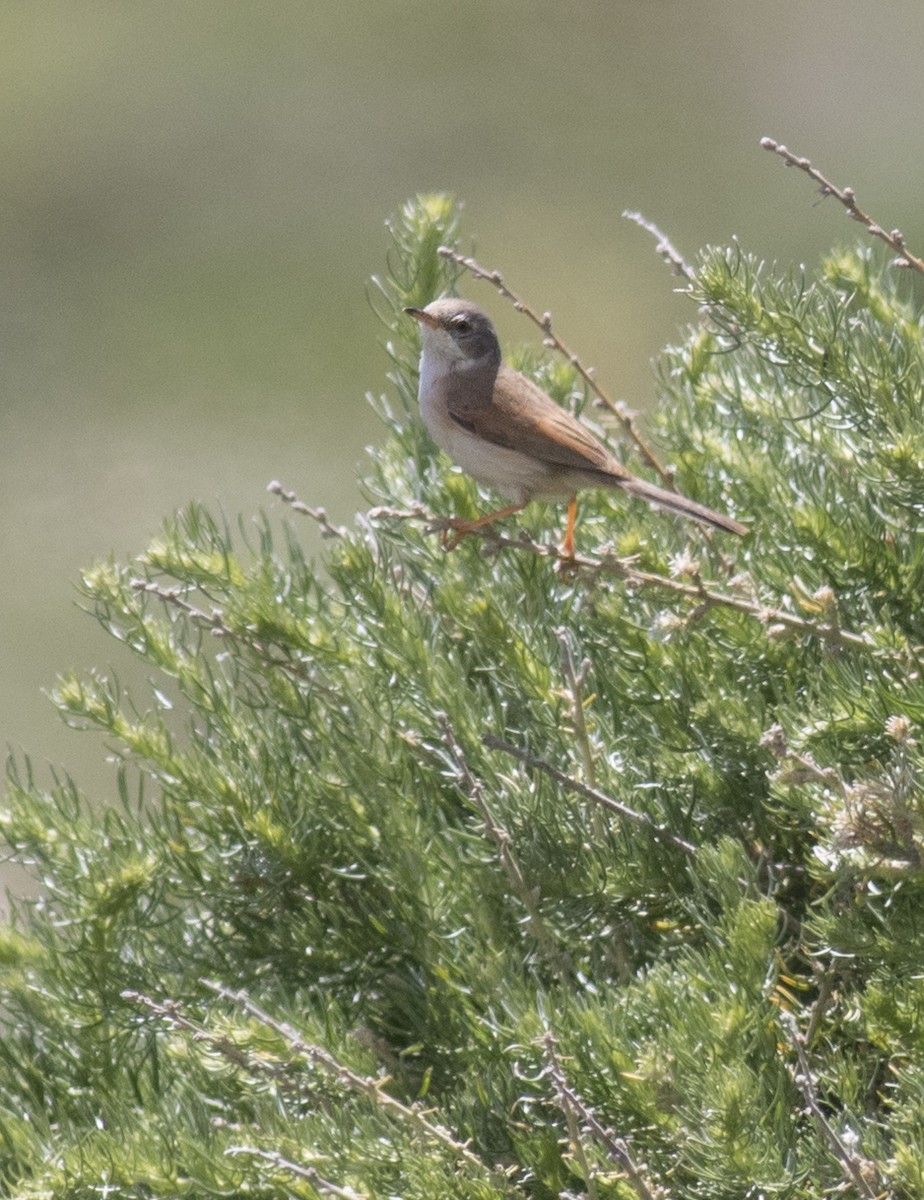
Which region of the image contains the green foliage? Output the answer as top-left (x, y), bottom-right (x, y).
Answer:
top-left (2, 195), bottom-right (924, 1197)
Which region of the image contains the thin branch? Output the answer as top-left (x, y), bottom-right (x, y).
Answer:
top-left (760, 138), bottom-right (924, 277)
top-left (227, 1147), bottom-right (366, 1200)
top-left (130, 578), bottom-right (235, 638)
top-left (542, 1031), bottom-right (668, 1200)
top-left (125, 994), bottom-right (368, 1196)
top-left (130, 577), bottom-right (316, 680)
top-left (126, 986), bottom-right (516, 1188)
top-left (623, 211), bottom-right (694, 281)
top-left (367, 504), bottom-right (873, 651)
top-left (761, 723), bottom-right (853, 801)
top-left (267, 480), bottom-right (347, 538)
top-left (439, 716), bottom-right (571, 976)
top-left (122, 991), bottom-right (295, 1087)
top-left (436, 246), bottom-right (673, 483)
top-left (546, 1033), bottom-right (599, 1200)
top-left (200, 981), bottom-right (516, 1188)
top-left (483, 735), bottom-right (698, 857)
top-left (778, 1011), bottom-right (885, 1199)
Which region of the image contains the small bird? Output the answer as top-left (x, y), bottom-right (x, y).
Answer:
top-left (406, 298), bottom-right (746, 557)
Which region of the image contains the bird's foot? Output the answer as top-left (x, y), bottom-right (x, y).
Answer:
top-left (422, 516), bottom-right (482, 551)
top-left (427, 503), bottom-right (527, 551)
top-left (554, 496), bottom-right (580, 576)
top-left (555, 535), bottom-right (579, 578)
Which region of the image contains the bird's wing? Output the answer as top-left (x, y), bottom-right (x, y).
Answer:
top-left (446, 365), bottom-right (626, 478)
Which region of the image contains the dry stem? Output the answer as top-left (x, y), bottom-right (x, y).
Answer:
top-left (200, 981), bottom-right (510, 1185)
top-left (130, 576), bottom-right (318, 681)
top-left (439, 716), bottom-right (571, 976)
top-left (124, 986), bottom-right (518, 1190)
top-left (368, 504), bottom-right (872, 651)
top-left (761, 137), bottom-right (924, 276)
top-left (623, 211), bottom-right (694, 281)
top-left (227, 1147), bottom-right (366, 1199)
top-left (542, 1031), bottom-right (668, 1200)
top-left (483, 735), bottom-right (698, 857)
top-left (555, 628), bottom-right (598, 788)
top-left (778, 1010), bottom-right (886, 1199)
top-left (268, 479), bottom-right (346, 538)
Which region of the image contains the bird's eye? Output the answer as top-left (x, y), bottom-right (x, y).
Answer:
top-left (451, 317), bottom-right (472, 333)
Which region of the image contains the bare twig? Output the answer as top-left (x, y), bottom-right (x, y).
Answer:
top-left (130, 577), bottom-right (317, 680)
top-left (542, 1031), bottom-right (668, 1200)
top-left (268, 480), bottom-right (347, 538)
top-left (437, 246), bottom-right (673, 484)
top-left (623, 211), bottom-right (694, 282)
top-left (439, 716), bottom-right (571, 976)
top-left (367, 504), bottom-right (872, 651)
top-left (200, 981), bottom-right (514, 1187)
top-left (124, 993), bottom-right (367, 1196)
top-left (228, 1147), bottom-right (366, 1199)
top-left (122, 991), bottom-right (295, 1087)
top-left (761, 723), bottom-right (853, 801)
top-left (483, 735), bottom-right (698, 857)
top-left (545, 1032), bottom-right (599, 1200)
top-left (778, 1010), bottom-right (885, 1199)
top-left (130, 578), bottom-right (235, 637)
top-left (760, 138), bottom-right (924, 277)
top-left (126, 985), bottom-right (517, 1189)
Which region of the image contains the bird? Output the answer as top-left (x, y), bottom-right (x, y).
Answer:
top-left (405, 298), bottom-right (746, 558)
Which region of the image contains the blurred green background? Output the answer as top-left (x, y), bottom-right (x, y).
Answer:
top-left (3, 1), bottom-right (923, 799)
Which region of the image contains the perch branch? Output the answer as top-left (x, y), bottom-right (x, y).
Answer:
top-left (368, 505), bottom-right (872, 651)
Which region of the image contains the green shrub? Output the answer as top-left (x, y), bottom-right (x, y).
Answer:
top-left (1, 193), bottom-right (922, 1198)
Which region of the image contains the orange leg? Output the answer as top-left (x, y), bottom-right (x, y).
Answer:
top-left (439, 502), bottom-right (526, 550)
top-left (559, 495), bottom-right (578, 561)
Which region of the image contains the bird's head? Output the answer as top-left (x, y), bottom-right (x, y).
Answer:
top-left (405, 299), bottom-right (502, 371)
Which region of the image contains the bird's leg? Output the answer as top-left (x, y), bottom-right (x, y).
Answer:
top-left (558, 495), bottom-right (579, 562)
top-left (438, 502), bottom-right (526, 550)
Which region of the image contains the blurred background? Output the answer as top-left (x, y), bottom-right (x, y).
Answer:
top-left (3, 1), bottom-right (924, 799)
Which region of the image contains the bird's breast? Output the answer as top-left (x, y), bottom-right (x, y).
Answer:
top-left (418, 361), bottom-right (562, 504)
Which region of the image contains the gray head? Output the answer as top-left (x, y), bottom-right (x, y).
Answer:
top-left (405, 298), bottom-right (502, 372)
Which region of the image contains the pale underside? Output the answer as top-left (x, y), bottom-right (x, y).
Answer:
top-left (420, 361), bottom-right (627, 505)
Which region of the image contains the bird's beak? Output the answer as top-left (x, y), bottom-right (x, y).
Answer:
top-left (404, 306), bottom-right (439, 328)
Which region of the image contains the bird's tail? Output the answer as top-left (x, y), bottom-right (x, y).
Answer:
top-left (619, 476), bottom-right (747, 536)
